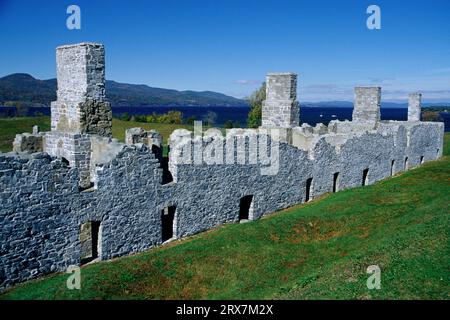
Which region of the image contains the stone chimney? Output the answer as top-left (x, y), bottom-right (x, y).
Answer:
top-left (352, 87), bottom-right (381, 128)
top-left (408, 93), bottom-right (422, 121)
top-left (45, 43), bottom-right (112, 190)
top-left (262, 73), bottom-right (299, 128)
top-left (51, 42), bottom-right (111, 137)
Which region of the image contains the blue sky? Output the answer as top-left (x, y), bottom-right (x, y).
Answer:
top-left (0, 0), bottom-right (449, 102)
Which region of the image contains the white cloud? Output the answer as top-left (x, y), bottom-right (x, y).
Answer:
top-left (300, 75), bottom-right (450, 102)
top-left (233, 79), bottom-right (261, 85)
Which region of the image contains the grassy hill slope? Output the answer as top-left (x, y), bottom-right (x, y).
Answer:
top-left (0, 127), bottom-right (449, 299)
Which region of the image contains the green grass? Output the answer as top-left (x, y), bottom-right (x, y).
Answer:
top-left (0, 116), bottom-right (192, 153)
top-left (111, 119), bottom-right (192, 145)
top-left (0, 117), bottom-right (51, 152)
top-left (0, 122), bottom-right (449, 299)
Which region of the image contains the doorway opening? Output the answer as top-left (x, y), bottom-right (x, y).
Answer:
top-left (80, 221), bottom-right (101, 265)
top-left (239, 195), bottom-right (254, 221)
top-left (305, 178), bottom-right (313, 202)
top-left (61, 157), bottom-right (70, 166)
top-left (333, 172), bottom-right (340, 193)
top-left (362, 168), bottom-right (369, 186)
top-left (161, 205), bottom-right (176, 242)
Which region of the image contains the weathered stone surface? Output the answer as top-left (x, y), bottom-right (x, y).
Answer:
top-left (262, 73), bottom-right (299, 128)
top-left (44, 131), bottom-right (92, 189)
top-left (80, 222), bottom-right (93, 261)
top-left (46, 43), bottom-right (112, 188)
top-left (56, 42), bottom-right (106, 103)
top-left (125, 127), bottom-right (163, 163)
top-left (50, 43), bottom-right (111, 137)
top-left (125, 127), bottom-right (162, 149)
top-left (0, 155), bottom-right (80, 289)
top-left (352, 87), bottom-right (381, 128)
top-left (12, 132), bottom-right (44, 153)
top-left (79, 100), bottom-right (112, 137)
top-left (408, 93), bottom-right (422, 121)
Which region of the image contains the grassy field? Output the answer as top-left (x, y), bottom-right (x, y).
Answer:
top-left (0, 116), bottom-right (192, 153)
top-left (0, 117), bottom-right (51, 152)
top-left (111, 119), bottom-right (192, 145)
top-left (0, 130), bottom-right (448, 299)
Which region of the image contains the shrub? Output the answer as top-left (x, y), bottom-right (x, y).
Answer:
top-left (224, 120), bottom-right (234, 129)
top-left (247, 82), bottom-right (265, 128)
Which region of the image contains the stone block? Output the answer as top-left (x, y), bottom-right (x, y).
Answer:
top-left (13, 133), bottom-right (44, 154)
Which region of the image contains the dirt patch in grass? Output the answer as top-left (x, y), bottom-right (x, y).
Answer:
top-left (287, 218), bottom-right (350, 244)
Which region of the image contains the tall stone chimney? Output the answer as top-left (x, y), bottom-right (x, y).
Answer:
top-left (262, 73), bottom-right (299, 128)
top-left (408, 93), bottom-right (422, 121)
top-left (51, 42), bottom-right (111, 137)
top-left (352, 87), bottom-right (381, 127)
top-left (45, 43), bottom-right (112, 190)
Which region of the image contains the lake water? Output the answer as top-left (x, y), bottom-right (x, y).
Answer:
top-left (1, 105), bottom-right (449, 131)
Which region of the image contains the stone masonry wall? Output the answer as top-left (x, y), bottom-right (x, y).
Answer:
top-left (0, 153), bottom-right (80, 289)
top-left (164, 121), bottom-right (443, 239)
top-left (0, 119), bottom-right (444, 290)
top-left (0, 145), bottom-right (165, 289)
top-left (90, 145), bottom-right (164, 259)
top-left (44, 132), bottom-right (92, 189)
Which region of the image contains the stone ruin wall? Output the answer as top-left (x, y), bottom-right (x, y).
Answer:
top-left (0, 145), bottom-right (164, 288)
top-left (0, 43), bottom-right (445, 290)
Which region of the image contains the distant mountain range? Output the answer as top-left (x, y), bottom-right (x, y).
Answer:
top-left (0, 73), bottom-right (247, 107)
top-left (1, 73), bottom-right (448, 109)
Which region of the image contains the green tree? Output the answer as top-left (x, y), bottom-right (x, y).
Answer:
top-left (159, 111), bottom-right (183, 124)
top-left (146, 113), bottom-right (158, 123)
top-left (120, 112), bottom-right (131, 121)
top-left (134, 115), bottom-right (147, 123)
top-left (203, 111), bottom-right (218, 126)
top-left (13, 101), bottom-right (29, 117)
top-left (247, 82), bottom-right (266, 128)
top-left (224, 120), bottom-right (234, 129)
top-left (185, 116), bottom-right (197, 125)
